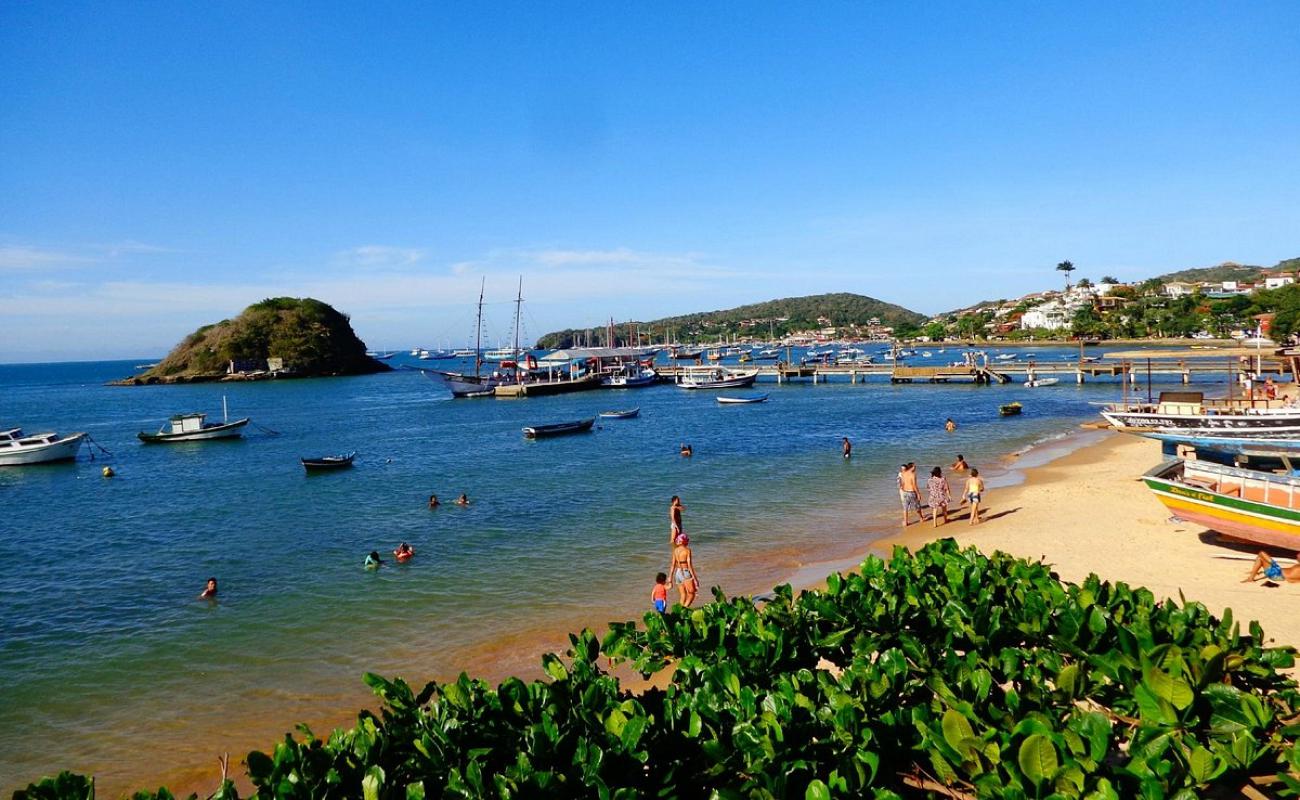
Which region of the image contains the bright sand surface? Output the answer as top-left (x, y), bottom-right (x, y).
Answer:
top-left (878, 431), bottom-right (1300, 656)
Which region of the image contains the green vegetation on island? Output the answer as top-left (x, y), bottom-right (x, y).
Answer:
top-left (536, 293), bottom-right (927, 349)
top-left (119, 298), bottom-right (390, 384)
top-left (21, 541), bottom-right (1300, 798)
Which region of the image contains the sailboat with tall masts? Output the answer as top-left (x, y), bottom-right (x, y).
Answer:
top-left (493, 277), bottom-right (602, 397)
top-left (426, 278), bottom-right (510, 398)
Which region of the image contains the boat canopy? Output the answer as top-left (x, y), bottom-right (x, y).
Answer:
top-left (538, 347), bottom-right (658, 363)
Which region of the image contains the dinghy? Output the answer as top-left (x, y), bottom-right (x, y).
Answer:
top-left (522, 418), bottom-right (596, 439)
top-left (599, 408), bottom-right (640, 419)
top-left (717, 393), bottom-right (769, 404)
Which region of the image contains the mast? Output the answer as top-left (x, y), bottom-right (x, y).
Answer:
top-left (512, 276), bottom-right (523, 384)
top-left (474, 277), bottom-right (485, 378)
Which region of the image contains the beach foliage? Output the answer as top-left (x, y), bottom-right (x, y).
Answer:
top-left (17, 540), bottom-right (1300, 798)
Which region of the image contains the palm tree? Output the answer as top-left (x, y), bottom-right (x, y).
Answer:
top-left (1056, 260), bottom-right (1076, 291)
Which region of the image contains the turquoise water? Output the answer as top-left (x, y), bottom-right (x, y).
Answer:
top-left (0, 349), bottom-right (1224, 793)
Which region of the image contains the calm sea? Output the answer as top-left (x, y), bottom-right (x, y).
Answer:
top-left (0, 348), bottom-right (1220, 794)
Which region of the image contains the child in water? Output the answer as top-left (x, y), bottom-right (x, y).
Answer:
top-left (651, 572), bottom-right (669, 613)
top-left (364, 551), bottom-right (384, 569)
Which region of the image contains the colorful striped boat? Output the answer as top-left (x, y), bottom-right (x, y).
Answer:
top-left (1142, 458), bottom-right (1300, 550)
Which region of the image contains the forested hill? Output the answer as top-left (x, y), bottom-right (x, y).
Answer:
top-left (536, 292), bottom-right (926, 348)
top-left (1153, 256), bottom-right (1300, 285)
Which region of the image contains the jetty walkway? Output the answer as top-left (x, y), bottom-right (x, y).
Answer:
top-left (656, 356), bottom-right (1292, 386)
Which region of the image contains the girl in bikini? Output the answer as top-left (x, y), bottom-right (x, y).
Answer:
top-left (668, 534), bottom-right (700, 607)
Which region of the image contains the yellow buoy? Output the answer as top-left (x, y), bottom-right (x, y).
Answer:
top-left (102, 466), bottom-right (115, 478)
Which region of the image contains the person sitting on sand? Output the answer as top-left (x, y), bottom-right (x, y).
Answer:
top-left (455, 493), bottom-right (470, 506)
top-left (1243, 551), bottom-right (1300, 583)
top-left (394, 543), bottom-right (414, 561)
top-left (964, 469), bottom-right (985, 525)
top-left (428, 494), bottom-right (440, 509)
top-left (927, 466), bottom-right (951, 527)
top-left (842, 437), bottom-right (852, 459)
top-left (651, 572), bottom-right (669, 613)
top-left (950, 454), bottom-right (969, 474)
top-left (668, 534), bottom-right (700, 607)
top-left (364, 551), bottom-right (383, 569)
top-left (199, 577), bottom-right (218, 599)
top-left (897, 463), bottom-right (925, 527)
top-left (945, 418), bottom-right (957, 432)
top-left (680, 443), bottom-right (693, 457)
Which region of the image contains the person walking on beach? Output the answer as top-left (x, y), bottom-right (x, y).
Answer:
top-left (1243, 551), bottom-right (1300, 583)
top-left (927, 466), bottom-right (951, 527)
top-left (669, 495), bottom-right (686, 544)
top-left (897, 463), bottom-right (925, 527)
top-left (668, 534), bottom-right (700, 607)
top-left (651, 572), bottom-right (669, 612)
top-left (842, 437), bottom-right (852, 459)
top-left (964, 469), bottom-right (985, 525)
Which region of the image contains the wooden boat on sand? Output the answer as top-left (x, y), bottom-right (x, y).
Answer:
top-left (1143, 458), bottom-right (1300, 549)
top-left (522, 418), bottom-right (596, 439)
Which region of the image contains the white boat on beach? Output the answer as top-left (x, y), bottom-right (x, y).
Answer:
top-left (0, 427), bottom-right (88, 466)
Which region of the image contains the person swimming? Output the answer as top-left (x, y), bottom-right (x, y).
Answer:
top-left (455, 493), bottom-right (470, 506)
top-left (364, 551), bottom-right (384, 569)
top-left (394, 543), bottom-right (414, 561)
top-left (680, 443), bottom-right (693, 457)
top-left (945, 418), bottom-right (957, 432)
top-left (428, 494), bottom-right (440, 508)
top-left (950, 454), bottom-right (969, 473)
top-left (199, 577), bottom-right (218, 599)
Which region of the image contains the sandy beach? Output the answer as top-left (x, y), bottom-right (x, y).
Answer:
top-left (878, 430), bottom-right (1300, 654)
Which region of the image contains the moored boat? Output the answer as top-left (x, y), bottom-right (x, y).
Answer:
top-left (1142, 458), bottom-right (1300, 550)
top-left (1100, 391), bottom-right (1300, 435)
top-left (301, 452), bottom-right (356, 471)
top-left (139, 413), bottom-right (250, 443)
top-left (675, 367), bottom-right (759, 390)
top-left (522, 417), bottom-right (596, 439)
top-left (717, 393), bottom-right (768, 404)
top-left (0, 427), bottom-right (88, 466)
top-left (999, 402), bottom-right (1023, 416)
top-left (599, 408), bottom-right (640, 419)
top-left (1024, 378), bottom-right (1060, 387)
top-left (601, 365), bottom-right (657, 388)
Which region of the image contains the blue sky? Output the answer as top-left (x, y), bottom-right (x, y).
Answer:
top-left (2, 2), bottom-right (1298, 361)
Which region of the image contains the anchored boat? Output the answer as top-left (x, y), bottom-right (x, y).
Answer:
top-left (999, 402), bottom-right (1023, 416)
top-left (675, 366), bottom-right (759, 390)
top-left (599, 408), bottom-right (640, 419)
top-left (0, 427), bottom-right (88, 466)
top-left (301, 452), bottom-right (356, 471)
top-left (138, 412), bottom-right (249, 443)
top-left (717, 393), bottom-right (768, 404)
top-left (522, 418), bottom-right (596, 439)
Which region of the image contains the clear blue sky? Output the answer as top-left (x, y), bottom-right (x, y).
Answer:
top-left (2, 2), bottom-right (1298, 360)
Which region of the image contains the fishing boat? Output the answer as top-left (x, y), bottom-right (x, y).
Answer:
top-left (999, 402), bottom-right (1023, 416)
top-left (599, 408), bottom-right (640, 419)
top-left (1140, 431), bottom-right (1300, 459)
top-left (675, 366), bottom-right (759, 390)
top-left (671, 347), bottom-right (704, 360)
top-left (1100, 391), bottom-right (1300, 435)
top-left (0, 427), bottom-right (88, 466)
top-left (301, 452), bottom-right (356, 471)
top-left (1142, 458), bottom-right (1300, 549)
top-left (1024, 378), bottom-right (1060, 387)
top-left (522, 418), bottom-right (596, 439)
top-left (601, 365), bottom-right (657, 388)
top-left (139, 412), bottom-right (250, 443)
top-left (717, 393), bottom-right (768, 404)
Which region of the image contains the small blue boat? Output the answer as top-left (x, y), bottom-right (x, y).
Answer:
top-left (1143, 431), bottom-right (1300, 459)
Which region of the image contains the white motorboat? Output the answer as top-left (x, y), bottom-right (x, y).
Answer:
top-left (138, 413), bottom-right (250, 443)
top-left (1024, 378), bottom-right (1060, 387)
top-left (0, 427), bottom-right (87, 466)
top-left (675, 366), bottom-right (759, 390)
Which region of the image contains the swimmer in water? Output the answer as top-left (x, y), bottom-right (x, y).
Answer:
top-left (394, 543), bottom-right (414, 561)
top-left (455, 493), bottom-right (470, 506)
top-left (428, 494), bottom-right (440, 508)
top-left (199, 577), bottom-right (218, 599)
top-left (680, 443), bottom-right (693, 457)
top-left (364, 551), bottom-right (384, 569)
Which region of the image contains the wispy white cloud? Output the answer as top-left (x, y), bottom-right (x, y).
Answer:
top-left (0, 245), bottom-right (92, 270)
top-left (335, 245), bottom-right (428, 268)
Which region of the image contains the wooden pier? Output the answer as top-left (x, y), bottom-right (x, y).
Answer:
top-left (654, 356), bottom-right (1294, 386)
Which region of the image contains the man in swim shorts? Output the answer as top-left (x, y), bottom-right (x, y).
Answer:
top-left (897, 463), bottom-right (925, 527)
top-left (1243, 551), bottom-right (1300, 583)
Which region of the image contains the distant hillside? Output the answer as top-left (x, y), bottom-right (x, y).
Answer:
top-left (1152, 262), bottom-right (1266, 284)
top-left (537, 293), bottom-right (926, 348)
top-left (118, 297), bottom-right (389, 384)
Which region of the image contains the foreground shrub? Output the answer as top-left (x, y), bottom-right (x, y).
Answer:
top-left (18, 540), bottom-right (1300, 798)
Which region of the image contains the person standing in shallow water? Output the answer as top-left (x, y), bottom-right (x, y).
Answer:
top-left (842, 437), bottom-right (852, 459)
top-left (668, 534), bottom-right (699, 607)
top-left (669, 496), bottom-right (685, 545)
top-left (927, 466), bottom-right (951, 527)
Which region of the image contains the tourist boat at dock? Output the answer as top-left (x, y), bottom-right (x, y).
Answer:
top-left (601, 365), bottom-right (658, 388)
top-left (0, 426), bottom-right (88, 466)
top-left (522, 417), bottom-right (596, 439)
top-left (301, 452), bottom-right (356, 471)
top-left (1142, 457), bottom-right (1300, 550)
top-left (1100, 391), bottom-right (1300, 435)
top-left (675, 366), bottom-right (760, 390)
top-left (138, 412), bottom-right (250, 443)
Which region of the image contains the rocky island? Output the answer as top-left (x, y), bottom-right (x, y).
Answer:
top-left (112, 297), bottom-right (391, 385)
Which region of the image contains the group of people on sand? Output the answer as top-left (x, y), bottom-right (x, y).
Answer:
top-left (653, 495), bottom-right (700, 610)
top-left (896, 455), bottom-right (984, 528)
top-left (428, 493), bottom-right (470, 508)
